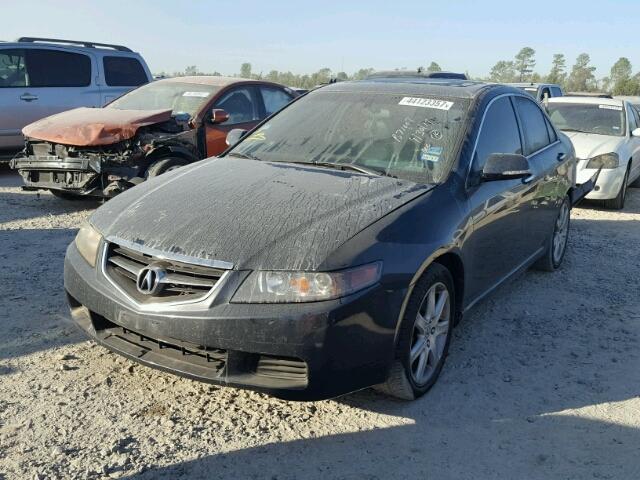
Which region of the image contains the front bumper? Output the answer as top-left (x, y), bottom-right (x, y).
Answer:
top-left (11, 155), bottom-right (141, 197)
top-left (63, 243), bottom-right (402, 400)
top-left (577, 161), bottom-right (626, 200)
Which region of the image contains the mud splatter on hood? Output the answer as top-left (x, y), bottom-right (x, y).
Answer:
top-left (90, 157), bottom-right (433, 270)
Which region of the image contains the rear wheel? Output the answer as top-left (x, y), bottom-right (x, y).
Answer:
top-left (535, 196), bottom-right (570, 272)
top-left (602, 166), bottom-right (629, 210)
top-left (146, 157), bottom-right (188, 178)
top-left (375, 263), bottom-right (454, 400)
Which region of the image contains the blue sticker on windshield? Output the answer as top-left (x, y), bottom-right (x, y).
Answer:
top-left (420, 144), bottom-right (443, 164)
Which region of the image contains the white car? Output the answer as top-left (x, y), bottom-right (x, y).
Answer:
top-left (547, 96), bottom-right (640, 209)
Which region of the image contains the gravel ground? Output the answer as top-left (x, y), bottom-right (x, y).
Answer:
top-left (1, 165), bottom-right (639, 480)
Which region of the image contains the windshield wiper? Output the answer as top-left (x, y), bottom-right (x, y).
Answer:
top-left (227, 152), bottom-right (262, 161)
top-left (561, 128), bottom-right (592, 134)
top-left (311, 162), bottom-right (396, 178)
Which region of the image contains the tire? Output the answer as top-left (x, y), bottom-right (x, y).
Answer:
top-left (535, 196), bottom-right (570, 272)
top-left (146, 157), bottom-right (188, 178)
top-left (375, 263), bottom-right (455, 400)
top-left (602, 165), bottom-right (629, 210)
top-left (50, 189), bottom-right (84, 200)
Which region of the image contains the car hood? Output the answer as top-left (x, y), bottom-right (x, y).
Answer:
top-left (22, 107), bottom-right (173, 147)
top-left (90, 157), bottom-right (433, 270)
top-left (562, 131), bottom-right (625, 160)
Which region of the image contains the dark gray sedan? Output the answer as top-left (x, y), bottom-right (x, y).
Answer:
top-left (64, 78), bottom-right (583, 400)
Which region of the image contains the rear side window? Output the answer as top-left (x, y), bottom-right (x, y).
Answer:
top-left (550, 86), bottom-right (563, 97)
top-left (473, 96), bottom-right (522, 174)
top-left (259, 86), bottom-right (293, 116)
top-left (514, 96), bottom-right (551, 155)
top-left (0, 49), bottom-right (27, 87)
top-left (26, 49), bottom-right (91, 87)
top-left (103, 56), bottom-right (148, 87)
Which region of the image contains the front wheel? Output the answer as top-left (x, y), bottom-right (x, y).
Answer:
top-left (146, 157), bottom-right (188, 178)
top-left (535, 196), bottom-right (570, 272)
top-left (375, 263), bottom-right (454, 400)
top-left (602, 166), bottom-right (629, 210)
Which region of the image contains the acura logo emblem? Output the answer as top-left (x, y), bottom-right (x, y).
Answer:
top-left (136, 265), bottom-right (166, 295)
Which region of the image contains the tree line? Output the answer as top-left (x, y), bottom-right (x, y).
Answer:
top-left (155, 50), bottom-right (640, 95)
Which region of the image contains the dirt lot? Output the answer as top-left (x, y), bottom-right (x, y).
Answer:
top-left (0, 165), bottom-right (639, 480)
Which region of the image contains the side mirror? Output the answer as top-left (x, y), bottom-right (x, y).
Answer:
top-left (482, 153), bottom-right (532, 181)
top-left (210, 109), bottom-right (229, 124)
top-left (226, 128), bottom-right (248, 147)
top-left (631, 127), bottom-right (640, 137)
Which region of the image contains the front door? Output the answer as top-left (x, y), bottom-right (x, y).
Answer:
top-left (464, 95), bottom-right (536, 303)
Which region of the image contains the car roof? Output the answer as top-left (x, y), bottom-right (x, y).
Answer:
top-left (507, 82), bottom-right (560, 88)
top-left (318, 78), bottom-right (512, 99)
top-left (547, 96), bottom-right (624, 107)
top-left (0, 40), bottom-right (140, 56)
top-left (157, 76), bottom-right (277, 88)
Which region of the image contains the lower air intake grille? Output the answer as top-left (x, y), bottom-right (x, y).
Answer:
top-left (256, 355), bottom-right (308, 382)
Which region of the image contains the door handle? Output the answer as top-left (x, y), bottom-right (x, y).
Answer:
top-left (19, 93), bottom-right (38, 102)
top-left (557, 152), bottom-right (566, 161)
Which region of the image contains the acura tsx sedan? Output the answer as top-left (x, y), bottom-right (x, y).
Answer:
top-left (64, 77), bottom-right (586, 400)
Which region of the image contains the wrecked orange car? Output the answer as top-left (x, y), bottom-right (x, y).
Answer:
top-left (11, 76), bottom-right (297, 198)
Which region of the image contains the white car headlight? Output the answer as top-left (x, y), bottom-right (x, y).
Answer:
top-left (231, 262), bottom-right (382, 303)
top-left (586, 153), bottom-right (619, 169)
top-left (75, 223), bottom-right (103, 267)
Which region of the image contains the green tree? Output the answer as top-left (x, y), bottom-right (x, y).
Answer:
top-left (240, 62), bottom-right (252, 79)
top-left (184, 65), bottom-right (198, 76)
top-left (566, 53), bottom-right (597, 92)
top-left (514, 47), bottom-right (536, 81)
top-left (427, 62), bottom-right (442, 73)
top-left (489, 60), bottom-right (516, 83)
top-left (612, 77), bottom-right (640, 95)
top-left (546, 54), bottom-right (567, 86)
top-left (609, 57), bottom-right (633, 94)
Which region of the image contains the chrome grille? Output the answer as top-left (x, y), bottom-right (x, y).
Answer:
top-left (104, 242), bottom-right (227, 304)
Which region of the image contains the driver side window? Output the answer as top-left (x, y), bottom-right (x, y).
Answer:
top-left (472, 96), bottom-right (523, 177)
top-left (214, 87), bottom-right (259, 125)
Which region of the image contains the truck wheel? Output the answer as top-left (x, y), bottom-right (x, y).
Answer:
top-left (146, 157), bottom-right (188, 178)
top-left (374, 263), bottom-right (454, 400)
top-left (602, 165), bottom-right (629, 210)
top-left (534, 196), bottom-right (570, 272)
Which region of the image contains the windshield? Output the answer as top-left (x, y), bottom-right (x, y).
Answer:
top-left (547, 102), bottom-right (625, 136)
top-left (107, 81), bottom-right (219, 117)
top-left (229, 90), bottom-right (470, 184)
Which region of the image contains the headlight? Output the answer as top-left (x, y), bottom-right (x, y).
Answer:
top-left (586, 153), bottom-right (619, 169)
top-left (231, 262), bottom-right (382, 303)
top-left (75, 223), bottom-right (103, 267)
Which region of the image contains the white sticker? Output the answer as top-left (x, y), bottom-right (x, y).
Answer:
top-left (599, 104), bottom-right (622, 111)
top-left (183, 91), bottom-right (210, 98)
top-left (399, 97), bottom-right (454, 110)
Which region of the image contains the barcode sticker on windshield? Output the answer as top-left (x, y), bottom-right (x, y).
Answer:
top-left (183, 91), bottom-right (210, 97)
top-left (399, 97), bottom-right (454, 110)
top-left (599, 104), bottom-right (622, 111)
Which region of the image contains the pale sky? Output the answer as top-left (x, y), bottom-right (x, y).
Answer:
top-left (3, 0), bottom-right (639, 78)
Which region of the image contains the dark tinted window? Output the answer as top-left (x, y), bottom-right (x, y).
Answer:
top-left (473, 96), bottom-right (522, 174)
top-left (215, 87), bottom-right (259, 124)
top-left (545, 117), bottom-right (557, 143)
top-left (550, 86), bottom-right (563, 97)
top-left (515, 96), bottom-right (550, 155)
top-left (26, 49), bottom-right (91, 87)
top-left (0, 49), bottom-right (26, 87)
top-left (103, 56), bottom-right (148, 87)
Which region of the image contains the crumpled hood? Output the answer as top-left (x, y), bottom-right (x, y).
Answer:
top-left (563, 131), bottom-right (624, 161)
top-left (90, 157), bottom-right (432, 270)
top-left (22, 107), bottom-right (173, 147)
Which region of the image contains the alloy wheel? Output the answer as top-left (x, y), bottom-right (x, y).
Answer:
top-left (552, 200), bottom-right (570, 264)
top-left (409, 282), bottom-right (451, 386)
